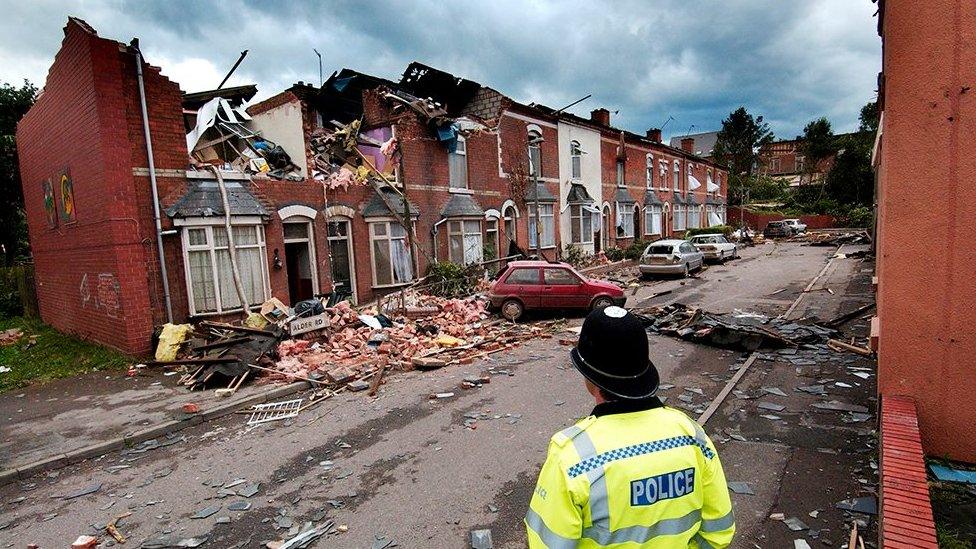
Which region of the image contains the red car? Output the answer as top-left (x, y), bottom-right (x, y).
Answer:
top-left (488, 260), bottom-right (626, 320)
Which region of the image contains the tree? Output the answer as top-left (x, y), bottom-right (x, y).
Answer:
top-left (825, 132), bottom-right (874, 207)
top-left (712, 107), bottom-right (774, 206)
top-left (798, 117), bottom-right (835, 186)
top-left (0, 80), bottom-right (37, 266)
top-left (858, 100), bottom-right (879, 133)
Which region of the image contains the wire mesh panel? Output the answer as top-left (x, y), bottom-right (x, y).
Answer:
top-left (246, 398), bottom-right (303, 426)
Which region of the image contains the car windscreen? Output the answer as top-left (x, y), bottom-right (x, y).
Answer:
top-left (647, 245), bottom-right (675, 255)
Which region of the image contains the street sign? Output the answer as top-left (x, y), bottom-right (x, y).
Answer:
top-left (288, 312), bottom-right (330, 335)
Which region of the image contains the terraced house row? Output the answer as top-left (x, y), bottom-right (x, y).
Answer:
top-left (16, 19), bottom-right (728, 353)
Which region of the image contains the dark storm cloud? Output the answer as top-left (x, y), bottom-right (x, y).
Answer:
top-left (0, 1), bottom-right (880, 140)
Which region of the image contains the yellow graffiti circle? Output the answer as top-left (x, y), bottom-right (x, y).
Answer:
top-left (60, 174), bottom-right (74, 215)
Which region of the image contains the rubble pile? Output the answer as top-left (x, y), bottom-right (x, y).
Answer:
top-left (634, 304), bottom-right (838, 351)
top-left (267, 294), bottom-right (558, 389)
top-left (792, 231), bottom-right (871, 247)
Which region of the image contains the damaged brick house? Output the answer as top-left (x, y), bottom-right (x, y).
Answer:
top-left (16, 19), bottom-right (726, 354)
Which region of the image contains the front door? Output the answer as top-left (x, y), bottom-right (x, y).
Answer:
top-left (283, 221), bottom-right (317, 304)
top-left (327, 219), bottom-right (355, 303)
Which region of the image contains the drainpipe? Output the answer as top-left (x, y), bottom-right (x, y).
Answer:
top-left (132, 39), bottom-right (173, 324)
top-left (430, 218), bottom-right (449, 263)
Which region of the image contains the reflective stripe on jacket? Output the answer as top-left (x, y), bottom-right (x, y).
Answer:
top-left (525, 405), bottom-right (735, 548)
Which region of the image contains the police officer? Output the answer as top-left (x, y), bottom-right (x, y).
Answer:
top-left (525, 306), bottom-right (735, 548)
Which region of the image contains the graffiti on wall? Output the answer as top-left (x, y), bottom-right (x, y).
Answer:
top-left (80, 272), bottom-right (122, 319)
top-left (58, 168), bottom-right (76, 224)
top-left (42, 178), bottom-right (57, 228)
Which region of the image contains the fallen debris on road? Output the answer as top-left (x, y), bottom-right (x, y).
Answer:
top-left (634, 303), bottom-right (838, 351)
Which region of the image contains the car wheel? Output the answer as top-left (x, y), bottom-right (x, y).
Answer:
top-left (683, 263), bottom-right (690, 278)
top-left (501, 299), bottom-right (524, 321)
top-left (591, 296), bottom-right (614, 311)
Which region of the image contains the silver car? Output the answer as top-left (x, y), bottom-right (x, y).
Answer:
top-left (639, 239), bottom-right (705, 277)
top-left (783, 219), bottom-right (807, 233)
top-left (689, 234), bottom-right (738, 262)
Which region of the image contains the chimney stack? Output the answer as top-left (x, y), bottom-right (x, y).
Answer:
top-left (590, 108), bottom-right (610, 126)
top-left (680, 137), bottom-right (695, 153)
top-left (646, 128), bottom-right (662, 143)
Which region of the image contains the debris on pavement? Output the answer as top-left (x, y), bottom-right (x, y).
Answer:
top-left (634, 303), bottom-right (838, 351)
top-left (727, 481), bottom-right (755, 495)
top-left (929, 463), bottom-right (976, 484)
top-left (246, 398), bottom-right (304, 426)
top-left (61, 482), bottom-right (101, 500)
top-left (70, 536), bottom-right (97, 549)
top-left (470, 528), bottom-right (494, 549)
top-left (835, 496), bottom-right (878, 515)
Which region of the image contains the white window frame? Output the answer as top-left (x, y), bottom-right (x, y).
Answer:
top-left (674, 204), bottom-right (686, 231)
top-left (528, 130), bottom-right (542, 177)
top-left (570, 140), bottom-right (582, 180)
top-left (528, 203), bottom-right (556, 249)
top-left (570, 204), bottom-right (594, 244)
top-left (616, 160), bottom-right (625, 188)
top-left (688, 205), bottom-right (701, 229)
top-left (181, 224), bottom-right (270, 316)
top-left (485, 218), bottom-right (499, 258)
top-left (369, 219), bottom-right (415, 288)
top-left (449, 135), bottom-right (468, 189)
top-left (659, 159), bottom-right (669, 190)
top-left (645, 153), bottom-right (654, 189)
top-left (673, 160), bottom-right (681, 191)
top-left (617, 202), bottom-right (635, 238)
top-left (448, 218), bottom-right (484, 265)
top-left (644, 204), bottom-right (662, 236)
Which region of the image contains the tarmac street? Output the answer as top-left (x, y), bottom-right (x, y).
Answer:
top-left (0, 241), bottom-right (878, 548)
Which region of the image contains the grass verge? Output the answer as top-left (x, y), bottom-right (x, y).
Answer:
top-left (0, 316), bottom-right (131, 392)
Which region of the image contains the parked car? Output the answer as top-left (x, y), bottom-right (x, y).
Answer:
top-left (488, 260), bottom-right (625, 321)
top-left (763, 220), bottom-right (794, 238)
top-left (783, 218), bottom-right (807, 234)
top-left (638, 239), bottom-right (705, 278)
top-left (689, 234), bottom-right (738, 262)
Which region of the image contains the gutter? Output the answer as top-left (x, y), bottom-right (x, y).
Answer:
top-left (131, 38), bottom-right (174, 323)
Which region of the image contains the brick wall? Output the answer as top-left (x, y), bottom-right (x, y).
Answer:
top-left (740, 211), bottom-right (839, 230)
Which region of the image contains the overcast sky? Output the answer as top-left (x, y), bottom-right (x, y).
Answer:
top-left (0, 1), bottom-right (880, 141)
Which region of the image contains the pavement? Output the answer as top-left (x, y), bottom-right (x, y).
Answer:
top-left (0, 241), bottom-right (878, 548)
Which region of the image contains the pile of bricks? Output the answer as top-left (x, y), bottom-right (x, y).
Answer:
top-left (260, 294), bottom-right (555, 390)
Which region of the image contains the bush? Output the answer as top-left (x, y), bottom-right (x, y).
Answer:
top-left (841, 205), bottom-right (872, 228)
top-left (604, 247), bottom-right (626, 262)
top-left (685, 225), bottom-right (733, 239)
top-left (563, 243), bottom-right (588, 268)
top-left (624, 238), bottom-right (653, 260)
top-left (425, 261), bottom-right (477, 298)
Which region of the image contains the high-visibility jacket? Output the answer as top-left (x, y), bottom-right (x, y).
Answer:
top-left (525, 400), bottom-right (735, 548)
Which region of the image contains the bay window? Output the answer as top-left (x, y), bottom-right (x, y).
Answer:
top-left (182, 225), bottom-right (269, 315)
top-left (570, 204), bottom-right (594, 244)
top-left (370, 221), bottom-right (414, 286)
top-left (644, 205), bottom-right (662, 235)
top-left (674, 205), bottom-right (686, 231)
top-left (448, 219), bottom-right (484, 264)
top-left (617, 203), bottom-right (635, 238)
top-left (528, 203), bottom-right (555, 248)
top-left (688, 206), bottom-right (701, 229)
